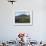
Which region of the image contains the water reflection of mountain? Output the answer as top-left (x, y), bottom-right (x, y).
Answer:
top-left (15, 14), bottom-right (30, 23)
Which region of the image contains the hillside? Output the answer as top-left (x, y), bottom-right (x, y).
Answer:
top-left (15, 14), bottom-right (30, 23)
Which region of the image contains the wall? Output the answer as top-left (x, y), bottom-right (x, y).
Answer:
top-left (0, 0), bottom-right (46, 42)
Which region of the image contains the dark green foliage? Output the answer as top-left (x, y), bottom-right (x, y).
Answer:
top-left (15, 14), bottom-right (30, 23)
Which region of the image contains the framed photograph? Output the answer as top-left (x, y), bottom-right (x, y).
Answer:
top-left (14, 10), bottom-right (33, 26)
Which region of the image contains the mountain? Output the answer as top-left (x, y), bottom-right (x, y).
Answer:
top-left (15, 14), bottom-right (30, 23)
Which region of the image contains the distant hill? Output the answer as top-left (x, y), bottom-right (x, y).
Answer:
top-left (18, 14), bottom-right (30, 17)
top-left (15, 14), bottom-right (30, 23)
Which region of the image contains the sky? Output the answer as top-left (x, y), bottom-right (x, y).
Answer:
top-left (16, 10), bottom-right (30, 16)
